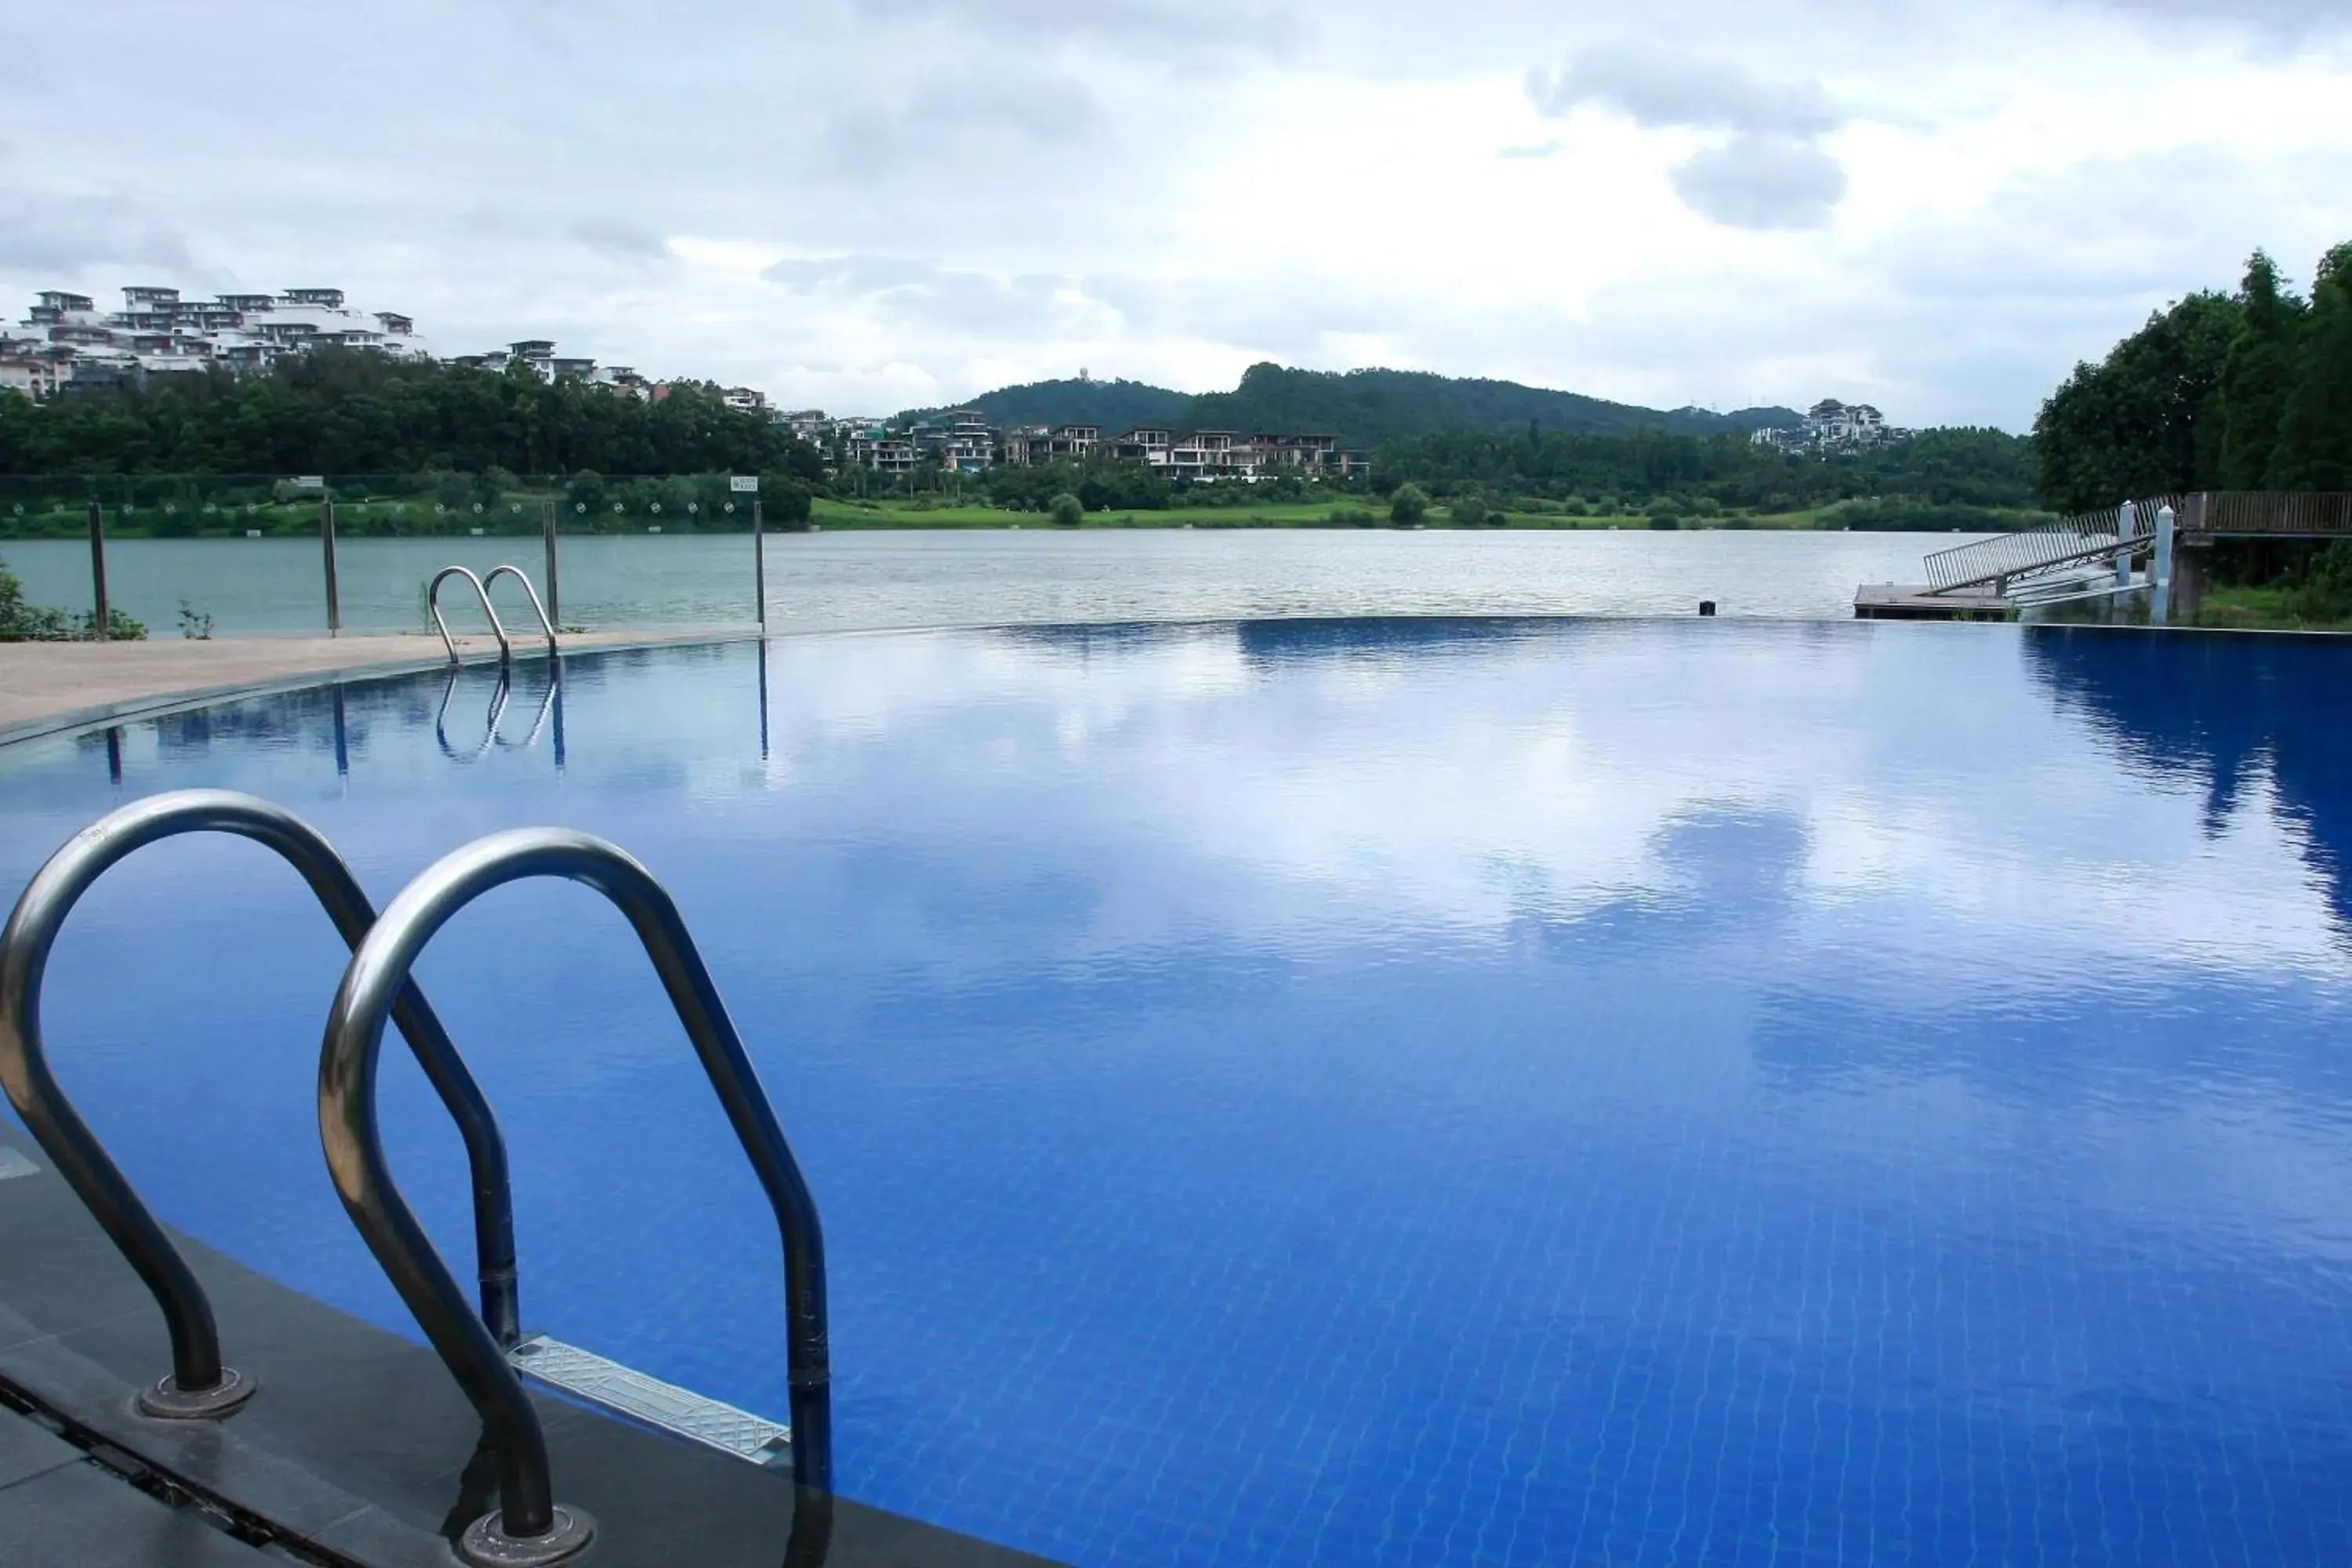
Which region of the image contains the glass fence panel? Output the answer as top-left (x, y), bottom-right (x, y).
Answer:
top-left (2, 474), bottom-right (780, 637)
top-left (0, 477), bottom-right (100, 638)
top-left (554, 472), bottom-right (764, 633)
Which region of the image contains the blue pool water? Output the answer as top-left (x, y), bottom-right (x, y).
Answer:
top-left (5, 618), bottom-right (2352, 1564)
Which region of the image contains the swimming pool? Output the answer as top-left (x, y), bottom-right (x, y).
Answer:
top-left (5, 618), bottom-right (2351, 1565)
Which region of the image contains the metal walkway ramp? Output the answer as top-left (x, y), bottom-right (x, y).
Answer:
top-left (1920, 495), bottom-right (2179, 598)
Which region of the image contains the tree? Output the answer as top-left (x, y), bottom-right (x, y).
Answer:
top-left (2217, 251), bottom-right (2307, 488)
top-left (2032, 291), bottom-right (2241, 514)
top-left (1047, 492), bottom-right (1084, 526)
top-left (760, 476), bottom-right (815, 529)
top-left (0, 348), bottom-right (815, 480)
top-left (2270, 243), bottom-right (2352, 491)
top-left (1450, 487), bottom-right (1488, 528)
top-left (1388, 481), bottom-right (1429, 527)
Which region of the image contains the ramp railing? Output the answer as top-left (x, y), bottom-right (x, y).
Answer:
top-left (1922, 496), bottom-right (2178, 596)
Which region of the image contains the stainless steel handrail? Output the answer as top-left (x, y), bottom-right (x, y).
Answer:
top-left (429, 566), bottom-right (513, 666)
top-left (0, 792), bottom-right (522, 1421)
top-left (318, 828), bottom-right (831, 1560)
top-left (484, 564), bottom-right (560, 658)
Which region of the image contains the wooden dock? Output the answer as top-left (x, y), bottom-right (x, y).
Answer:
top-left (1852, 584), bottom-right (2016, 621)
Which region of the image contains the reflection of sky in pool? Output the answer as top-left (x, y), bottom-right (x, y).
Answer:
top-left (5, 619), bottom-right (2352, 1565)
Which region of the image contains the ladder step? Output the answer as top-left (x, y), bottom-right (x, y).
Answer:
top-left (506, 1335), bottom-right (791, 1468)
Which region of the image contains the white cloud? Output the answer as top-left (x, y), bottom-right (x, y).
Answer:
top-left (568, 218), bottom-right (672, 263)
top-left (1528, 46), bottom-right (1847, 230)
top-left (1671, 134), bottom-right (1848, 230)
top-left (1, 0), bottom-right (2348, 428)
top-left (1526, 47), bottom-right (1839, 137)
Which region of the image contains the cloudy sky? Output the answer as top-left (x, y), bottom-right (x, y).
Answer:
top-left (4, 1), bottom-right (2349, 429)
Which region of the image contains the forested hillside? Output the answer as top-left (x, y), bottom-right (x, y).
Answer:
top-left (906, 362), bottom-right (1800, 448)
top-left (1375, 426), bottom-right (2038, 516)
top-left (1191, 363), bottom-right (1798, 446)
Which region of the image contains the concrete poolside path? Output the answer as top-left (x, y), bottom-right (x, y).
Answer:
top-left (0, 630), bottom-right (735, 743)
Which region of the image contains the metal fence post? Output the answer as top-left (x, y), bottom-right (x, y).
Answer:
top-left (541, 499), bottom-right (561, 630)
top-left (320, 488), bottom-right (342, 636)
top-left (86, 497), bottom-right (111, 641)
top-left (2152, 504), bottom-right (2176, 626)
top-left (753, 495), bottom-right (767, 631)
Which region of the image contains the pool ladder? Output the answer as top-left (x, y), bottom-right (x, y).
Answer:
top-left (0, 790), bottom-right (831, 1567)
top-left (429, 564), bottom-right (559, 665)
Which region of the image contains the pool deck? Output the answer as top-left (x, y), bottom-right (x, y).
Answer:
top-left (0, 1127), bottom-right (1060, 1566)
top-left (0, 630), bottom-right (742, 746)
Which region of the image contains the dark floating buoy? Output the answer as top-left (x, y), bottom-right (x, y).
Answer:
top-left (1698, 600), bottom-right (1717, 617)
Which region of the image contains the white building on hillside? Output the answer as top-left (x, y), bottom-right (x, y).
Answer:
top-left (1751, 398), bottom-right (1909, 454)
top-left (2, 285), bottom-right (430, 398)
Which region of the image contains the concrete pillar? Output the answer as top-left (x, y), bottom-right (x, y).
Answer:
top-left (2114, 499), bottom-right (2137, 589)
top-left (2172, 542), bottom-right (2210, 622)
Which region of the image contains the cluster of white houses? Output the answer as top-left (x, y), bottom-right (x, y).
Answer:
top-left (0, 285), bottom-right (733, 409)
top-left (0, 287), bottom-right (432, 399)
top-left (5, 285), bottom-right (1366, 481)
top-left (1751, 398), bottom-right (1910, 454)
top-left (830, 409), bottom-right (1371, 481)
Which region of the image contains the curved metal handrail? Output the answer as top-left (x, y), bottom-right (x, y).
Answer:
top-left (0, 791), bottom-right (521, 1421)
top-left (429, 566), bottom-right (513, 666)
top-left (318, 828), bottom-right (831, 1555)
top-left (484, 564), bottom-right (560, 658)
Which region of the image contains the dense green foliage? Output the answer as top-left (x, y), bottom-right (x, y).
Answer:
top-left (1370, 425), bottom-right (2038, 513)
top-left (2031, 292), bottom-right (2238, 513)
top-left (0, 557), bottom-right (145, 640)
top-left (2033, 243), bottom-right (2352, 512)
top-left (2220, 253), bottom-right (2301, 488)
top-left (1388, 483), bottom-right (1431, 527)
top-left (2274, 245), bottom-right (2352, 491)
top-left (0, 350), bottom-right (822, 479)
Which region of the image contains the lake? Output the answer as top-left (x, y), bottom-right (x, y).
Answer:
top-left (1, 530), bottom-right (1980, 637)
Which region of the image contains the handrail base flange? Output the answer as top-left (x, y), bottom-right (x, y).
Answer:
top-left (136, 1366), bottom-right (256, 1420)
top-left (460, 1503), bottom-right (597, 1566)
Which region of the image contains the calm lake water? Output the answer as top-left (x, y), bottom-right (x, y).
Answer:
top-left (2, 529), bottom-right (1980, 635)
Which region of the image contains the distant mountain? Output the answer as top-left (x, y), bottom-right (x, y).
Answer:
top-left (904, 376), bottom-right (1193, 432)
top-left (906, 363), bottom-right (1802, 450)
top-left (1192, 364), bottom-right (1800, 447)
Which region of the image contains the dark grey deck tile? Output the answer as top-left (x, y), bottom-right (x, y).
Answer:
top-left (0, 1462), bottom-right (270, 1566)
top-left (1, 1129), bottom-right (1065, 1566)
top-left (0, 1407), bottom-right (81, 1492)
